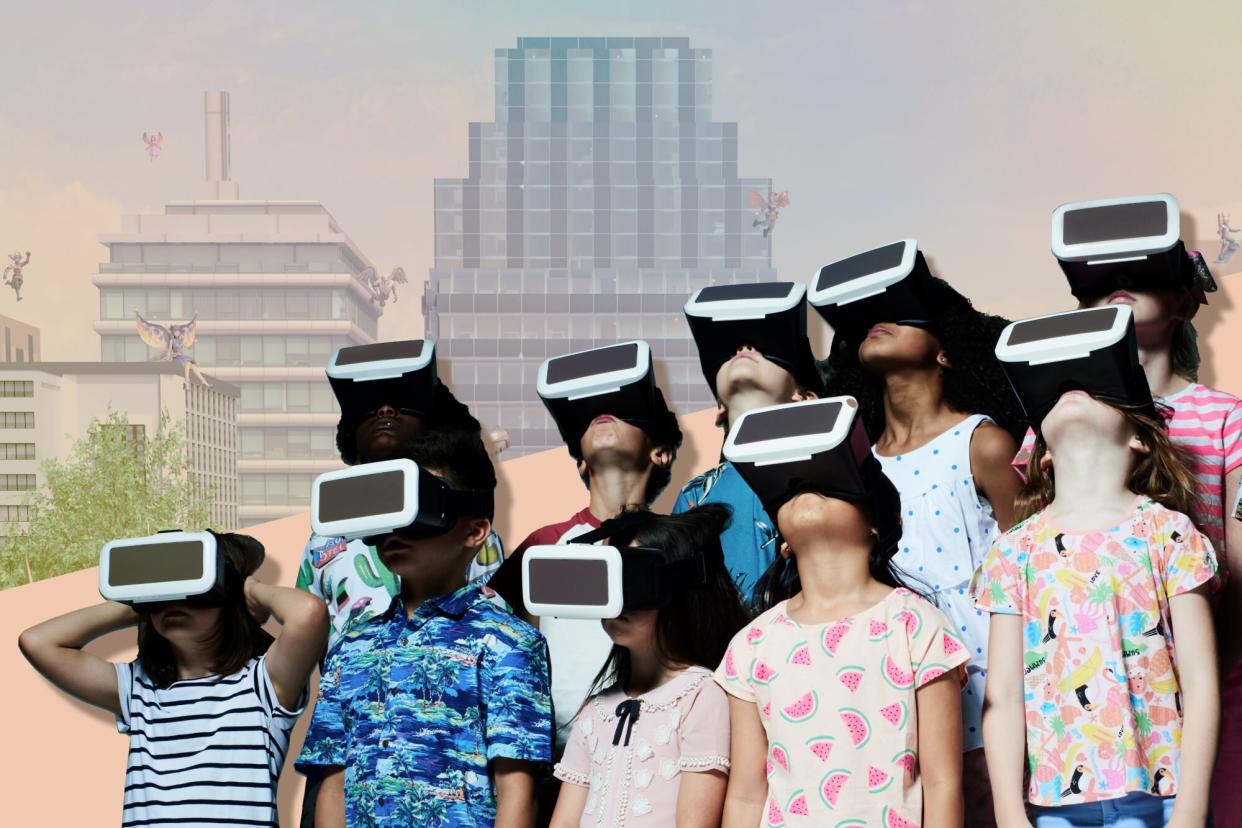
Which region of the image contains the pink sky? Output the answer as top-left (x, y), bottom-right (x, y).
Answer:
top-left (2, 1), bottom-right (1241, 363)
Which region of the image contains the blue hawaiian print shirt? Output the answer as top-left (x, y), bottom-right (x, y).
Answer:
top-left (673, 460), bottom-right (776, 606)
top-left (295, 581), bottom-right (553, 827)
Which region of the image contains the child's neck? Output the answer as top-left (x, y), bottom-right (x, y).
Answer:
top-left (786, 540), bottom-right (892, 624)
top-left (879, 369), bottom-right (959, 447)
top-left (1045, 429), bottom-right (1138, 531)
top-left (399, 565), bottom-right (469, 616)
top-left (170, 641), bottom-right (222, 681)
top-left (624, 646), bottom-right (686, 697)
top-left (587, 465), bottom-right (651, 521)
top-left (1135, 336), bottom-right (1188, 398)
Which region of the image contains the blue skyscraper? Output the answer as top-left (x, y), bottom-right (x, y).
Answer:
top-left (426, 37), bottom-right (780, 455)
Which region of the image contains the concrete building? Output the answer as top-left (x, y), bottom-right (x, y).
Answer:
top-left (0, 362), bottom-right (239, 536)
top-left (424, 36), bottom-right (780, 455)
top-left (92, 93), bottom-right (382, 526)
top-left (0, 315), bottom-right (40, 364)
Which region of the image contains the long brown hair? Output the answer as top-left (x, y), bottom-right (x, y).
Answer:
top-left (137, 532), bottom-right (273, 688)
top-left (1016, 401), bottom-right (1201, 526)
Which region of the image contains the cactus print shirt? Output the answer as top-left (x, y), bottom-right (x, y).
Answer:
top-left (295, 581), bottom-right (553, 827)
top-left (714, 588), bottom-right (968, 827)
top-left (296, 531), bottom-right (507, 649)
top-left (970, 497), bottom-right (1219, 806)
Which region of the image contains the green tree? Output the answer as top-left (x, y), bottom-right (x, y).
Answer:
top-left (0, 409), bottom-right (213, 589)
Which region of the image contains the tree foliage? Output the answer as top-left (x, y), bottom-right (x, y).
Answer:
top-left (0, 410), bottom-right (213, 589)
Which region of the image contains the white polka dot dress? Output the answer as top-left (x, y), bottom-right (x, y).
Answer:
top-left (875, 413), bottom-right (998, 751)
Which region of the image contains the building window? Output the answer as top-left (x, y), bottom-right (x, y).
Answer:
top-left (0, 412), bottom-right (34, 428)
top-left (0, 443), bottom-right (35, 460)
top-left (0, 474), bottom-right (36, 491)
top-left (0, 381), bottom-right (33, 397)
top-left (0, 505), bottom-right (32, 522)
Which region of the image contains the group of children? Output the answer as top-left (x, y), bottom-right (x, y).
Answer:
top-left (16, 193), bottom-right (1242, 828)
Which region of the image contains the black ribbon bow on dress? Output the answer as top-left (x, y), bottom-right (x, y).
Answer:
top-left (613, 699), bottom-right (642, 747)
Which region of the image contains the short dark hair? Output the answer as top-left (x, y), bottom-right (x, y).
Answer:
top-left (335, 380), bottom-right (481, 465)
top-left (395, 427), bottom-right (496, 516)
top-left (583, 504), bottom-right (751, 700)
top-left (136, 532), bottom-right (272, 689)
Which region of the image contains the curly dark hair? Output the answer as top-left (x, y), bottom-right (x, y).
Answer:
top-left (335, 380), bottom-right (481, 465)
top-left (817, 276), bottom-right (1029, 443)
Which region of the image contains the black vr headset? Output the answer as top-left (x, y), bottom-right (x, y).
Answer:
top-left (995, 305), bottom-right (1155, 429)
top-left (327, 339), bottom-right (438, 425)
top-left (99, 530), bottom-right (253, 611)
top-left (683, 281), bottom-right (825, 395)
top-left (1051, 193), bottom-right (1218, 303)
top-left (722, 396), bottom-right (902, 549)
top-left (520, 517), bottom-right (709, 619)
top-left (808, 239), bottom-right (941, 343)
top-left (537, 341), bottom-right (681, 457)
top-left (311, 458), bottom-right (494, 544)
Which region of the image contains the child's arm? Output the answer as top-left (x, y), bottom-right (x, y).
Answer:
top-left (17, 601), bottom-right (140, 717)
top-left (314, 768), bottom-right (345, 828)
top-left (676, 768), bottom-right (728, 827)
top-left (721, 695), bottom-right (767, 828)
top-left (547, 780), bottom-right (588, 828)
top-left (916, 671), bottom-right (964, 828)
top-left (1167, 585), bottom-right (1219, 827)
top-left (970, 422), bottom-right (1024, 531)
top-left (244, 577), bottom-right (330, 711)
top-left (981, 614), bottom-right (1032, 828)
top-left (494, 758), bottom-right (538, 828)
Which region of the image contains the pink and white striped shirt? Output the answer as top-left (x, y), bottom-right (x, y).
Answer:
top-left (1012, 383), bottom-right (1242, 553)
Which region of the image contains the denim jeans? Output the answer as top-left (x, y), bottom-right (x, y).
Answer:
top-left (1029, 792), bottom-right (1175, 827)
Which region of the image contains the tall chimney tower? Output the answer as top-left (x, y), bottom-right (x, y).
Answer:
top-left (204, 91), bottom-right (238, 200)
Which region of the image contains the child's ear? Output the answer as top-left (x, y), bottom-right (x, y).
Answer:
top-left (1039, 449), bottom-right (1054, 472)
top-left (714, 404), bottom-right (728, 429)
top-left (778, 541), bottom-right (793, 560)
top-left (936, 350), bottom-right (952, 369)
top-left (575, 457), bottom-right (589, 478)
top-left (463, 517), bottom-right (492, 549)
top-left (791, 386), bottom-right (819, 403)
top-left (650, 445), bottom-right (674, 469)
top-left (1128, 434), bottom-right (1151, 456)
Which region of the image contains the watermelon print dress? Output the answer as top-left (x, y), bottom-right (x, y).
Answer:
top-left (714, 588), bottom-right (969, 827)
top-left (970, 497), bottom-right (1219, 807)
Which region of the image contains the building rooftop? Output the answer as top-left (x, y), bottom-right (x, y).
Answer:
top-left (0, 362), bottom-right (239, 396)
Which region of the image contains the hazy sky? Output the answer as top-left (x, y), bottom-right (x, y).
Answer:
top-left (3, 0), bottom-right (1241, 360)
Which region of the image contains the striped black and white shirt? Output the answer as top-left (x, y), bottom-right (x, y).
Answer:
top-left (114, 656), bottom-right (305, 827)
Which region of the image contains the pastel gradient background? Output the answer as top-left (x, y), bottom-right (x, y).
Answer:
top-left (2, 1), bottom-right (1242, 824)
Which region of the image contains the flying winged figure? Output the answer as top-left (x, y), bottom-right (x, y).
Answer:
top-left (3, 251), bottom-right (31, 301)
top-left (360, 266), bottom-right (408, 308)
top-left (1217, 212), bottom-right (1240, 264)
top-left (142, 132), bottom-right (164, 161)
top-left (135, 311), bottom-right (208, 386)
top-left (747, 189), bottom-right (790, 237)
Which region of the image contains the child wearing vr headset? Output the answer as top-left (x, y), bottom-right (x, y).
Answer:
top-left (814, 240), bottom-right (1027, 826)
top-left (296, 426), bottom-right (552, 828)
top-left (715, 397), bottom-right (969, 828)
top-left (976, 306), bottom-right (1219, 827)
top-left (298, 341), bottom-right (507, 642)
top-left (1010, 194), bottom-right (1242, 823)
top-left (678, 282), bottom-right (826, 607)
top-left (538, 505), bottom-right (748, 828)
top-left (18, 530), bottom-right (329, 826)
top-left (487, 340), bottom-right (683, 749)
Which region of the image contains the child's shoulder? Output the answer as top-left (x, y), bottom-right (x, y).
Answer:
top-left (885, 588), bottom-right (956, 631)
top-left (1169, 382), bottom-right (1242, 409)
top-left (996, 510), bottom-right (1044, 543)
top-left (465, 597), bottom-right (546, 650)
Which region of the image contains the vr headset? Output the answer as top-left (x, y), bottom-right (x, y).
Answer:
top-left (311, 458), bottom-right (494, 543)
top-left (326, 339), bottom-right (438, 423)
top-left (808, 239), bottom-right (940, 342)
top-left (723, 396), bottom-right (902, 547)
top-left (521, 539), bottom-right (708, 619)
top-left (99, 530), bottom-right (251, 611)
top-left (1051, 193), bottom-right (1217, 303)
top-left (994, 304), bottom-right (1155, 429)
top-left (683, 281), bottom-right (824, 395)
top-left (537, 341), bottom-right (680, 455)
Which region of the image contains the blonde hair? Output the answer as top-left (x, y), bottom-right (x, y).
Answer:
top-left (1016, 401), bottom-right (1201, 527)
